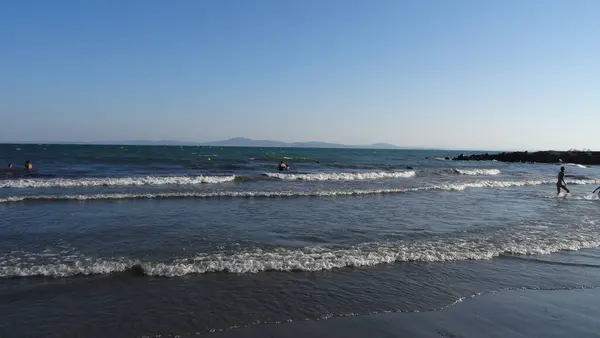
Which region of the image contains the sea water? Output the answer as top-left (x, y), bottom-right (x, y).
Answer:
top-left (1, 144), bottom-right (600, 337)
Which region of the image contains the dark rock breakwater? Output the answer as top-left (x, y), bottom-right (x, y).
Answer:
top-left (452, 151), bottom-right (599, 165)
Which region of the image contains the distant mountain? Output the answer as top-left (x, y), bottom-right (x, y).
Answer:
top-left (292, 141), bottom-right (347, 148)
top-left (370, 142), bottom-right (399, 149)
top-left (9, 138), bottom-right (402, 149)
top-left (203, 138), bottom-right (401, 149)
top-left (204, 137), bottom-right (289, 147)
top-left (84, 140), bottom-right (201, 146)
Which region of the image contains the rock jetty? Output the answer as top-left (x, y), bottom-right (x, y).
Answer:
top-left (452, 151), bottom-right (599, 165)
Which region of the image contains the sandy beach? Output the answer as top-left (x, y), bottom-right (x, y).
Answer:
top-left (211, 288), bottom-right (600, 338)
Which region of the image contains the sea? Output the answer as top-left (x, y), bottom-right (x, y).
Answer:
top-left (1, 144), bottom-right (600, 338)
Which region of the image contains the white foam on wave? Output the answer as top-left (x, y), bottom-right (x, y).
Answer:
top-left (435, 180), bottom-right (543, 191)
top-left (566, 163), bottom-right (589, 169)
top-left (0, 175), bottom-right (236, 189)
top-left (565, 179), bottom-right (599, 185)
top-left (3, 223), bottom-right (600, 278)
top-left (0, 188), bottom-right (422, 203)
top-left (1, 179), bottom-right (598, 203)
top-left (543, 194), bottom-right (600, 200)
top-left (433, 178), bottom-right (597, 192)
top-left (265, 171), bottom-right (416, 181)
top-left (454, 169), bottom-right (501, 176)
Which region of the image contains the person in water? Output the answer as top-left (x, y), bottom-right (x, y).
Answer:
top-left (278, 160), bottom-right (289, 171)
top-left (557, 166), bottom-right (569, 195)
top-left (7, 164), bottom-right (12, 169)
top-left (24, 160), bottom-right (32, 170)
top-left (592, 186), bottom-right (600, 198)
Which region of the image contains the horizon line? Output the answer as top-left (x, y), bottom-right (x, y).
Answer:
top-left (0, 140), bottom-right (578, 153)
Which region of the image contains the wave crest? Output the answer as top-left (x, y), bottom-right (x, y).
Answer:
top-left (3, 230), bottom-right (600, 278)
top-left (565, 163), bottom-right (589, 169)
top-left (1, 179), bottom-right (598, 203)
top-left (453, 169), bottom-right (501, 176)
top-left (265, 171), bottom-right (416, 181)
top-left (0, 175), bottom-right (236, 189)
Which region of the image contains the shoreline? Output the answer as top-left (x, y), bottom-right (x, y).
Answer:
top-left (210, 288), bottom-right (600, 338)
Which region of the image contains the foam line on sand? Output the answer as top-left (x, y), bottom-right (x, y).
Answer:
top-left (206, 288), bottom-right (600, 338)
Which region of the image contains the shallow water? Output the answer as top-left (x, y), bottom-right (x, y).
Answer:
top-left (1, 144), bottom-right (599, 337)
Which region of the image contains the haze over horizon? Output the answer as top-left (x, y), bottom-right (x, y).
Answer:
top-left (0, 137), bottom-right (569, 152)
top-left (1, 0), bottom-right (599, 151)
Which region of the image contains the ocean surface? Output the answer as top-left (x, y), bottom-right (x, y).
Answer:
top-left (1, 144), bottom-right (600, 337)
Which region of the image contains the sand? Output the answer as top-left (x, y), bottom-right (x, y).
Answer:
top-left (211, 288), bottom-right (600, 338)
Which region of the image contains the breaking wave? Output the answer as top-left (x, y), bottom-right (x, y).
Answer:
top-left (3, 225), bottom-right (600, 278)
top-left (543, 194), bottom-right (600, 200)
top-left (265, 171), bottom-right (416, 181)
top-left (0, 188), bottom-right (420, 203)
top-left (453, 169), bottom-right (501, 176)
top-left (565, 163), bottom-right (590, 169)
top-left (0, 175), bottom-right (236, 189)
top-left (1, 179), bottom-right (598, 203)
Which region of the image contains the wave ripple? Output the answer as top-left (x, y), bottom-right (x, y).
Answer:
top-left (3, 228), bottom-right (600, 278)
top-left (265, 171), bottom-right (416, 181)
top-left (1, 179), bottom-right (599, 203)
top-left (0, 175), bottom-right (236, 188)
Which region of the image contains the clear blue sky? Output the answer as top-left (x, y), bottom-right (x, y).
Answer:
top-left (1, 0), bottom-right (599, 150)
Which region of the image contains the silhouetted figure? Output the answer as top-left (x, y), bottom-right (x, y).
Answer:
top-left (557, 166), bottom-right (569, 195)
top-left (278, 160), bottom-right (289, 171)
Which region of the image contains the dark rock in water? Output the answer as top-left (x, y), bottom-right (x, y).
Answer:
top-left (129, 264), bottom-right (146, 277)
top-left (444, 157), bottom-right (450, 160)
top-left (452, 150), bottom-right (600, 165)
top-left (406, 166), bottom-right (414, 170)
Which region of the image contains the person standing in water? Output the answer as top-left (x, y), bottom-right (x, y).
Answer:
top-left (557, 166), bottom-right (569, 195)
top-left (278, 160), bottom-right (289, 171)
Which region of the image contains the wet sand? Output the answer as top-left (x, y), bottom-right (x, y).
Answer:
top-left (213, 288), bottom-right (600, 338)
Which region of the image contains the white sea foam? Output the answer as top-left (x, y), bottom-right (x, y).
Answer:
top-left (543, 194), bottom-right (600, 200)
top-left (454, 169), bottom-right (501, 176)
top-left (565, 163), bottom-right (589, 169)
top-left (564, 179), bottom-right (599, 185)
top-left (0, 188), bottom-right (422, 203)
top-left (3, 227), bottom-right (600, 278)
top-left (428, 179), bottom-right (596, 192)
top-left (1, 179), bottom-right (598, 203)
top-left (265, 171), bottom-right (416, 181)
top-left (0, 175), bottom-right (236, 189)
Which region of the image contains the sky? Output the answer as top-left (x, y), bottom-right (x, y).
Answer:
top-left (1, 0), bottom-right (599, 150)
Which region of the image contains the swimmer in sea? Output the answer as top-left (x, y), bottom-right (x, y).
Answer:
top-left (24, 160), bottom-right (32, 170)
top-left (557, 166), bottom-right (569, 195)
top-left (7, 164), bottom-right (12, 169)
top-left (278, 160), bottom-right (289, 171)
